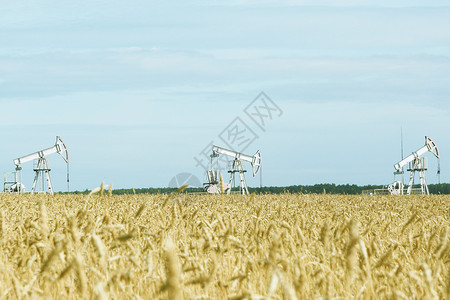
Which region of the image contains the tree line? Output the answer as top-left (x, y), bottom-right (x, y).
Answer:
top-left (66, 183), bottom-right (450, 195)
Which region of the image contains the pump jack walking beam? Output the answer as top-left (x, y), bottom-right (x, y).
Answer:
top-left (394, 136), bottom-right (439, 171)
top-left (14, 136), bottom-right (69, 167)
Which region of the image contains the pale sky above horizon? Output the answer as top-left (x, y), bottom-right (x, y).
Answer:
top-left (1, 1), bottom-right (449, 191)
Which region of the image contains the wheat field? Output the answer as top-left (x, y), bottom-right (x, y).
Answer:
top-left (0, 190), bottom-right (448, 299)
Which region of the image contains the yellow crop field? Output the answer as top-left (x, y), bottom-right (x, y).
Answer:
top-left (0, 192), bottom-right (448, 299)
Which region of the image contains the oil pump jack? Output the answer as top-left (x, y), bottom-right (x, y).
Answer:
top-left (204, 145), bottom-right (261, 195)
top-left (388, 136), bottom-right (439, 195)
top-left (3, 136), bottom-right (69, 194)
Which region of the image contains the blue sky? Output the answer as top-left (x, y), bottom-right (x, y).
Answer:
top-left (1, 1), bottom-right (449, 191)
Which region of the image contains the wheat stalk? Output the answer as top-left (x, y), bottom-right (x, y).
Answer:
top-left (164, 238), bottom-right (182, 300)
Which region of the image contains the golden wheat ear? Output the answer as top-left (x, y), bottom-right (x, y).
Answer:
top-left (219, 173), bottom-right (224, 194)
top-left (177, 184), bottom-right (188, 193)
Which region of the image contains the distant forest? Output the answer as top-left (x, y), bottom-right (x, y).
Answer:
top-left (68, 183), bottom-right (450, 195)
